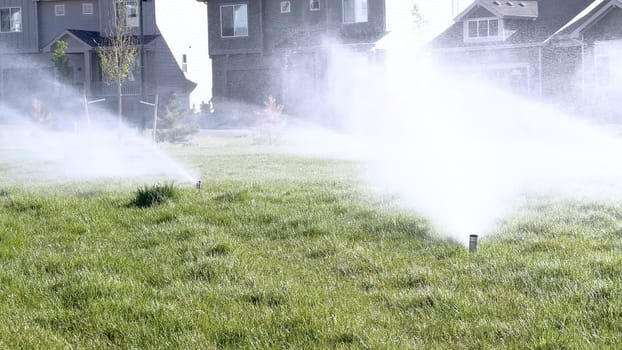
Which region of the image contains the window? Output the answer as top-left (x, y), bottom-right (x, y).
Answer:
top-left (55, 4), bottom-right (66, 16)
top-left (465, 18), bottom-right (500, 41)
top-left (280, 1), bottom-right (291, 13)
top-left (115, 0), bottom-right (139, 28)
top-left (83, 3), bottom-right (94, 15)
top-left (310, 0), bottom-right (320, 11)
top-left (182, 54), bottom-right (188, 73)
top-left (343, 0), bottom-right (367, 23)
top-left (0, 7), bottom-right (21, 33)
top-left (221, 4), bottom-right (248, 38)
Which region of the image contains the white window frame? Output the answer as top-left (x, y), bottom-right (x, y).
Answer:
top-left (310, 0), bottom-right (320, 11)
top-left (115, 0), bottom-right (139, 28)
top-left (463, 17), bottom-right (503, 43)
top-left (83, 3), bottom-right (94, 15)
top-left (55, 4), bottom-right (66, 16)
top-left (280, 1), bottom-right (291, 13)
top-left (220, 4), bottom-right (249, 38)
top-left (0, 7), bottom-right (22, 33)
top-left (343, 0), bottom-right (368, 24)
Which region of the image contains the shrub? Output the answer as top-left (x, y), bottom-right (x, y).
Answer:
top-left (156, 94), bottom-right (199, 144)
top-left (255, 96), bottom-right (286, 145)
top-left (131, 183), bottom-right (179, 208)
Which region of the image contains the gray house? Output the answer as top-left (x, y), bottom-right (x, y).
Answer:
top-left (0, 0), bottom-right (209, 122)
top-left (197, 0), bottom-right (386, 115)
top-left (430, 0), bottom-right (622, 120)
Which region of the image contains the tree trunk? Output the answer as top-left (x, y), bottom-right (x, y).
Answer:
top-left (117, 80), bottom-right (123, 127)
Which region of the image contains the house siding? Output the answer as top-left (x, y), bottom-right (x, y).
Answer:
top-left (207, 0), bottom-right (263, 55)
top-left (583, 6), bottom-right (622, 42)
top-left (0, 0), bottom-right (38, 53)
top-left (0, 0), bottom-right (209, 118)
top-left (37, 0), bottom-right (100, 49)
top-left (581, 7), bottom-right (622, 121)
top-left (203, 0), bottom-right (386, 110)
top-left (98, 0), bottom-right (158, 36)
top-left (468, 7), bottom-right (495, 18)
top-left (435, 45), bottom-right (543, 96)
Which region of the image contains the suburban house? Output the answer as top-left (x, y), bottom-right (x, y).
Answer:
top-left (196, 0), bottom-right (386, 115)
top-left (430, 0), bottom-right (622, 121)
top-left (0, 0), bottom-right (209, 122)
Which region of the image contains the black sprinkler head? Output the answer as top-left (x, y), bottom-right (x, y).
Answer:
top-left (469, 234), bottom-right (478, 253)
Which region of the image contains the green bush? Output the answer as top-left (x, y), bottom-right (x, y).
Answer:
top-left (156, 94), bottom-right (199, 144)
top-left (131, 183), bottom-right (179, 208)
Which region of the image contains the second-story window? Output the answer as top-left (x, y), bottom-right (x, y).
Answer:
top-left (55, 5), bottom-right (66, 16)
top-left (280, 1), bottom-right (291, 13)
top-left (465, 18), bottom-right (501, 41)
top-left (83, 3), bottom-right (94, 15)
top-left (221, 4), bottom-right (248, 38)
top-left (310, 0), bottom-right (320, 11)
top-left (343, 0), bottom-right (367, 23)
top-left (0, 7), bottom-right (22, 33)
top-left (115, 0), bottom-right (139, 28)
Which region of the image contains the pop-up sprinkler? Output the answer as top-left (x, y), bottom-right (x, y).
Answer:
top-left (195, 180), bottom-right (202, 190)
top-left (469, 234), bottom-right (478, 253)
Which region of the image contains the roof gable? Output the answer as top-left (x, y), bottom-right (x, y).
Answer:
top-left (456, 0), bottom-right (538, 21)
top-left (467, 6), bottom-right (497, 19)
top-left (430, 0), bottom-right (598, 49)
top-left (550, 0), bottom-right (622, 39)
top-left (41, 30), bottom-right (99, 52)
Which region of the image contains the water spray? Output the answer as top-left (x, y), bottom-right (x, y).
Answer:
top-left (469, 234), bottom-right (478, 253)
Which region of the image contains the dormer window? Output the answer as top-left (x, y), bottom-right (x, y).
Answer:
top-left (464, 18), bottom-right (502, 42)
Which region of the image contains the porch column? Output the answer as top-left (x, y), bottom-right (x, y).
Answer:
top-left (84, 50), bottom-right (92, 96)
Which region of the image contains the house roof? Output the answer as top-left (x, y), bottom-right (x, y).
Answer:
top-left (548, 0), bottom-right (622, 40)
top-left (43, 29), bottom-right (160, 51)
top-left (430, 0), bottom-right (597, 49)
top-left (455, 0), bottom-right (539, 21)
top-left (67, 29), bottom-right (105, 47)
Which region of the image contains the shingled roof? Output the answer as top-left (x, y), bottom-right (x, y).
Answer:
top-left (547, 0), bottom-right (621, 40)
top-left (430, 0), bottom-right (597, 49)
top-left (456, 0), bottom-right (539, 20)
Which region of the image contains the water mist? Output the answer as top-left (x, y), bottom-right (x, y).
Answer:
top-left (285, 38), bottom-right (622, 245)
top-left (0, 47), bottom-right (197, 186)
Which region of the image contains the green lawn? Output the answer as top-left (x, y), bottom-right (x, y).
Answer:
top-left (0, 134), bottom-right (621, 348)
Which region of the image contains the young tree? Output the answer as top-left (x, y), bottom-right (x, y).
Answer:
top-left (96, 2), bottom-right (138, 124)
top-left (52, 40), bottom-right (71, 84)
top-left (256, 95), bottom-right (285, 145)
top-left (411, 3), bottom-right (424, 29)
top-left (156, 94), bottom-right (199, 144)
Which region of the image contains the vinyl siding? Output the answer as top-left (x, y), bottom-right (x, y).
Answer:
top-left (38, 0), bottom-right (100, 49)
top-left (0, 0), bottom-right (38, 53)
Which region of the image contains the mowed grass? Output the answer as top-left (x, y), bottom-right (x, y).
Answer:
top-left (1, 135), bottom-right (622, 348)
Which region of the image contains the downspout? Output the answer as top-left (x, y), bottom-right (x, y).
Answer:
top-left (34, 0), bottom-right (40, 53)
